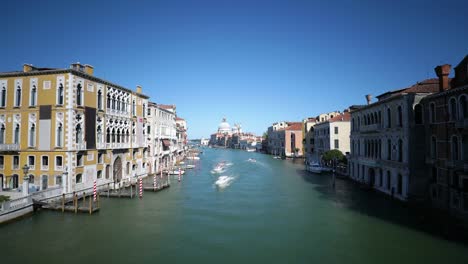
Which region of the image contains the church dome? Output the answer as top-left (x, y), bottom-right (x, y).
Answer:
top-left (218, 118), bottom-right (231, 133)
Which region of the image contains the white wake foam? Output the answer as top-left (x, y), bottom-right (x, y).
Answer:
top-left (215, 175), bottom-right (235, 189)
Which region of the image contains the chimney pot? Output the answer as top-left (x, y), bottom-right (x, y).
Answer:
top-left (365, 94), bottom-right (372, 105)
top-left (434, 64), bottom-right (451, 92)
top-left (136, 85), bottom-right (142, 94)
top-left (23, 64), bottom-right (34, 73)
top-left (84, 64), bottom-right (94, 75)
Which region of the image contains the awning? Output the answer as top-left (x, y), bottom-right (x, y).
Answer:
top-left (162, 139), bottom-right (170, 147)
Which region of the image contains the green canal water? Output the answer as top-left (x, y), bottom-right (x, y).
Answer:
top-left (1, 148), bottom-right (468, 263)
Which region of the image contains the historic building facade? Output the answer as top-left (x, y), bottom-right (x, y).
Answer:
top-left (421, 57), bottom-right (468, 217)
top-left (0, 63), bottom-right (150, 192)
top-left (349, 79), bottom-right (439, 201)
top-left (267, 122), bottom-right (303, 157)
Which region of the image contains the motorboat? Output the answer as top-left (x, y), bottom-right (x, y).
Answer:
top-left (247, 158), bottom-right (256, 163)
top-left (246, 148), bottom-right (256, 152)
top-left (273, 156), bottom-right (281, 159)
top-left (307, 162), bottom-right (323, 174)
top-left (184, 164), bottom-right (195, 169)
top-left (187, 156), bottom-right (200, 160)
top-left (168, 170), bottom-right (185, 175)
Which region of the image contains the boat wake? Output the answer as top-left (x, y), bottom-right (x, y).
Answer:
top-left (214, 175), bottom-right (235, 189)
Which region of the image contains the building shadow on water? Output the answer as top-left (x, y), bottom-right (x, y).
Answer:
top-left (297, 169), bottom-right (468, 245)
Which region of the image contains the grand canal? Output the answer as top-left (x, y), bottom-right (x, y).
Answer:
top-left (1, 148), bottom-right (468, 263)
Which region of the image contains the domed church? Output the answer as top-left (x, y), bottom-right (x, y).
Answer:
top-left (218, 118), bottom-right (231, 135)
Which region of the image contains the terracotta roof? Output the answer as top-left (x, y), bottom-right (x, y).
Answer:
top-left (285, 123), bottom-right (303, 131)
top-left (328, 112), bottom-right (351, 122)
top-left (376, 78), bottom-right (441, 99)
top-left (175, 117), bottom-right (185, 121)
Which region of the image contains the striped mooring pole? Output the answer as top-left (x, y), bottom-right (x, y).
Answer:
top-left (153, 174), bottom-right (157, 190)
top-left (178, 168), bottom-right (181, 182)
top-left (139, 178), bottom-right (143, 198)
top-left (93, 180), bottom-right (97, 202)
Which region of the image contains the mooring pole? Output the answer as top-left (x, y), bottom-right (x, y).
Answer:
top-left (62, 193), bottom-right (65, 213)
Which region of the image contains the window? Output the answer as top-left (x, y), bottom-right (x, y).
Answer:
top-left (43, 81), bottom-right (51, 90)
top-left (397, 174), bottom-right (403, 195)
top-left (462, 135), bottom-right (468, 161)
top-left (0, 86), bottom-right (6, 107)
top-left (76, 124), bottom-right (82, 144)
top-left (41, 156), bottom-right (49, 170)
top-left (334, 127), bottom-right (338, 134)
top-left (56, 156), bottom-right (63, 170)
top-left (431, 136), bottom-right (437, 159)
top-left (14, 124), bottom-right (20, 144)
top-left (387, 171), bottom-right (391, 190)
top-left (97, 126), bottom-right (102, 144)
top-left (29, 124), bottom-right (36, 147)
top-left (398, 139), bottom-right (403, 162)
top-left (97, 90), bottom-right (103, 110)
top-left (77, 154), bottom-right (83, 166)
top-left (397, 106), bottom-right (403, 127)
top-left (0, 124), bottom-right (5, 144)
top-left (387, 139), bottom-right (392, 160)
top-left (0, 155), bottom-right (3, 169)
top-left (55, 175), bottom-right (62, 186)
top-left (334, 139), bottom-right (339, 149)
top-left (76, 174), bottom-right (82, 184)
top-left (430, 103), bottom-right (436, 123)
top-left (28, 156), bottom-right (35, 169)
top-left (30, 85), bottom-right (37, 106)
top-left (460, 95), bottom-right (467, 119)
top-left (107, 93), bottom-right (111, 109)
top-left (76, 84), bottom-right (83, 106)
top-left (13, 156), bottom-right (19, 170)
top-left (127, 162), bottom-right (130, 175)
top-left (452, 136), bottom-right (459, 161)
top-left (386, 108), bottom-right (391, 128)
top-left (106, 165), bottom-right (110, 179)
top-left (57, 83), bottom-right (64, 105)
top-left (414, 104), bottom-right (423, 124)
top-left (98, 152), bottom-right (103, 163)
top-left (132, 100), bottom-right (136, 116)
top-left (57, 123), bottom-right (63, 147)
top-left (15, 85), bottom-right (21, 107)
top-left (97, 170), bottom-right (102, 179)
top-left (29, 175), bottom-right (34, 184)
top-left (449, 98), bottom-right (457, 121)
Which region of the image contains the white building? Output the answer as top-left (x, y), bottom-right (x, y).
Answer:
top-left (313, 112), bottom-right (351, 159)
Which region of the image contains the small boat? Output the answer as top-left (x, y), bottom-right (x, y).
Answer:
top-left (168, 170), bottom-right (185, 175)
top-left (246, 148), bottom-right (256, 152)
top-left (273, 156), bottom-right (281, 159)
top-left (247, 158), bottom-right (256, 162)
top-left (307, 163), bottom-right (323, 174)
top-left (187, 156), bottom-right (200, 160)
top-left (185, 165), bottom-right (195, 169)
top-left (179, 161), bottom-right (185, 165)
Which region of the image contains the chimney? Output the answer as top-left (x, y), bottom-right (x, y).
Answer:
top-left (84, 64), bottom-right (94, 75)
top-left (136, 85), bottom-right (142, 94)
top-left (70, 62), bottom-right (83, 72)
top-left (365, 94), bottom-right (372, 105)
top-left (434, 64), bottom-right (451, 92)
top-left (23, 64), bottom-right (34, 73)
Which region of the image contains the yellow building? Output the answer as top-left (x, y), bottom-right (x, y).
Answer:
top-left (0, 63), bottom-right (149, 193)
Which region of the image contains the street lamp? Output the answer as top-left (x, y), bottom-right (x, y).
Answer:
top-left (22, 164), bottom-right (30, 196)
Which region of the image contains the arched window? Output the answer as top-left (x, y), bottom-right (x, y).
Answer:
top-left (15, 85), bottom-right (21, 106)
top-left (398, 139), bottom-right (403, 162)
top-left (117, 96), bottom-right (121, 111)
top-left (452, 136), bottom-right (459, 161)
top-left (462, 135), bottom-right (468, 161)
top-left (29, 124), bottom-right (35, 147)
top-left (0, 124), bottom-right (5, 144)
top-left (387, 171), bottom-right (391, 190)
top-left (0, 86), bottom-right (6, 107)
top-left (387, 139), bottom-right (392, 160)
top-left (117, 129), bottom-right (121, 143)
top-left (28, 174), bottom-right (35, 184)
top-left (132, 100), bottom-right (136, 116)
top-left (430, 103), bottom-right (436, 123)
top-left (76, 84), bottom-right (82, 106)
top-left (397, 106), bottom-right (402, 127)
top-left (97, 90), bottom-right (102, 110)
top-left (414, 104), bottom-right (423, 124)
top-left (351, 119), bottom-right (355, 131)
top-left (112, 128), bottom-right (116, 143)
top-left (14, 124), bottom-right (20, 144)
top-left (76, 174), bottom-right (82, 184)
top-left (397, 174), bottom-right (403, 195)
top-left (57, 123), bottom-right (63, 147)
top-left (76, 124), bottom-right (82, 144)
top-left (431, 136), bottom-right (437, 159)
top-left (449, 98), bottom-right (457, 121)
top-left (106, 165), bottom-right (110, 179)
top-left (107, 93), bottom-right (111, 108)
top-left (112, 95), bottom-right (116, 110)
top-left (459, 95), bottom-right (467, 119)
top-left (386, 108), bottom-right (391, 128)
top-left (30, 85), bottom-right (37, 106)
top-left (106, 128), bottom-right (110, 143)
top-left (378, 111), bottom-right (382, 125)
top-left (97, 126), bottom-right (102, 143)
top-left (58, 83), bottom-right (64, 105)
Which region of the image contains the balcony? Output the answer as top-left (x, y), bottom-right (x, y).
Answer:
top-left (360, 124), bottom-right (381, 133)
top-left (97, 142), bottom-right (106, 149)
top-left (0, 144), bottom-right (20, 151)
top-left (455, 119), bottom-right (468, 128)
top-left (76, 142), bottom-right (87, 151)
top-left (105, 142), bottom-right (131, 149)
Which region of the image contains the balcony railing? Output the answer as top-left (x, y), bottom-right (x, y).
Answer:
top-left (76, 142), bottom-right (87, 151)
top-left (0, 144), bottom-right (20, 151)
top-left (360, 124), bottom-right (381, 133)
top-left (455, 119), bottom-right (468, 128)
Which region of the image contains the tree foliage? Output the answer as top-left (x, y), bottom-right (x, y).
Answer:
top-left (322, 149), bottom-right (345, 163)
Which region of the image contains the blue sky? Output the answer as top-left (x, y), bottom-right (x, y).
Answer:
top-left (1, 0), bottom-right (467, 138)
